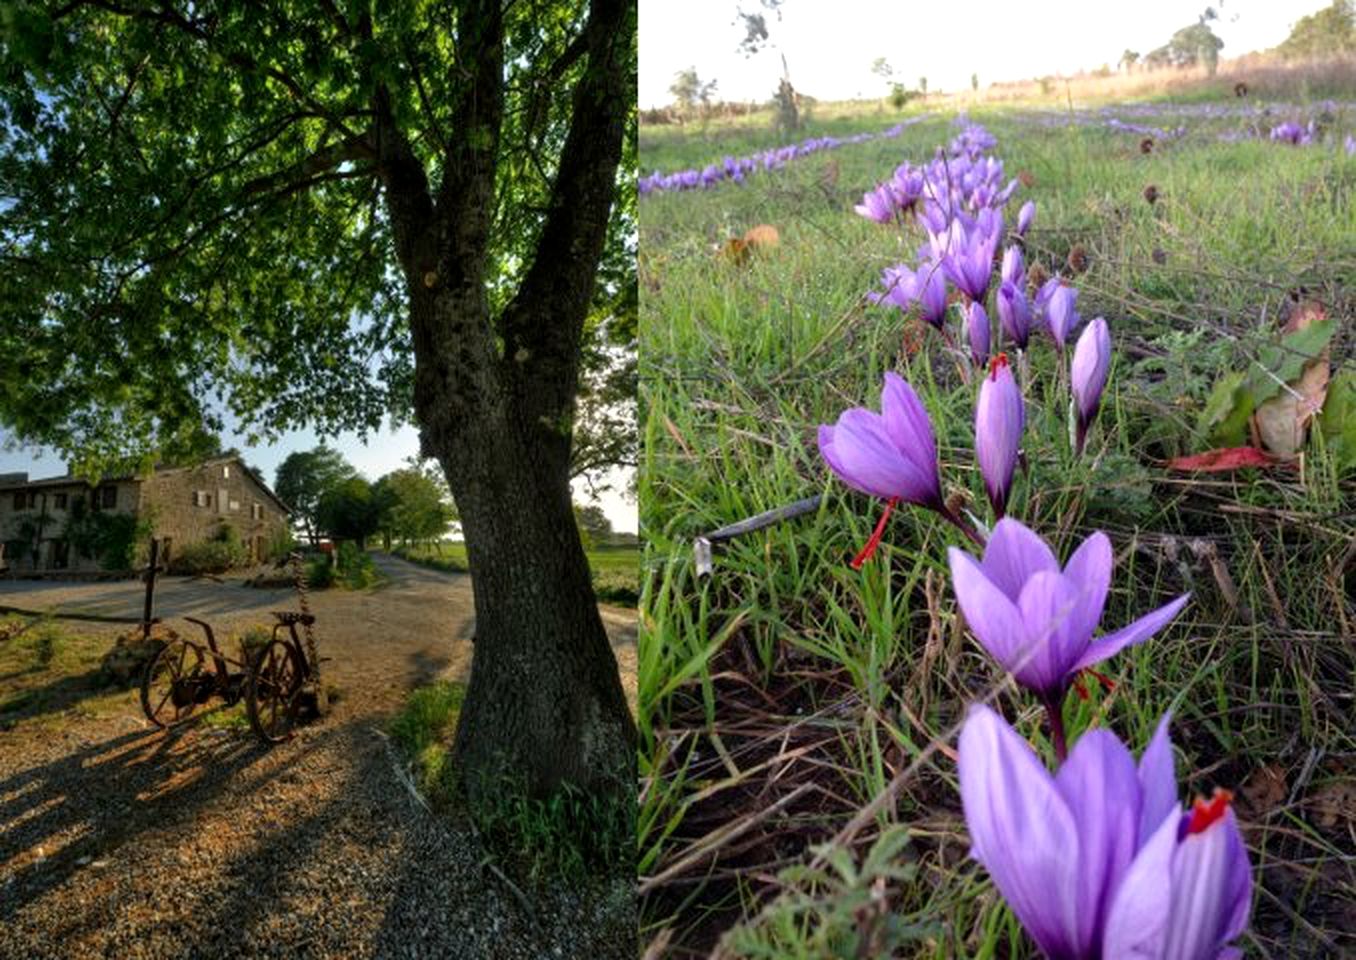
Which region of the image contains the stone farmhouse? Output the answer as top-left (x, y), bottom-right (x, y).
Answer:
top-left (0, 455), bottom-right (290, 574)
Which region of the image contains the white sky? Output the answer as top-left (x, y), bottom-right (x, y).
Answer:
top-left (640, 0), bottom-right (1331, 107)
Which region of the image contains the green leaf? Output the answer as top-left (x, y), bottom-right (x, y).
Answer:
top-left (1199, 370), bottom-right (1254, 448)
top-left (1245, 319), bottom-right (1334, 406)
top-left (1318, 368), bottom-right (1356, 472)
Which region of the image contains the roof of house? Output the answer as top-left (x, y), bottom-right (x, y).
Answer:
top-left (0, 455), bottom-right (291, 516)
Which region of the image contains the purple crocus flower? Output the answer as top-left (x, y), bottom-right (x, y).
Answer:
top-left (967, 301), bottom-right (990, 368)
top-left (1001, 246), bottom-right (1025, 288)
top-left (947, 517), bottom-right (1190, 703)
top-left (1269, 121), bottom-right (1312, 146)
top-left (1045, 283), bottom-right (1081, 350)
top-left (996, 280), bottom-right (1032, 350)
top-left (875, 260), bottom-right (948, 330)
top-left (934, 209), bottom-right (1002, 303)
top-left (1017, 200), bottom-right (1035, 237)
top-left (975, 354), bottom-right (1023, 517)
top-left (818, 372), bottom-right (944, 510)
top-left (959, 704), bottom-right (1251, 960)
top-left (1345, 134), bottom-right (1356, 156)
top-left (1072, 317), bottom-right (1112, 455)
top-left (854, 184), bottom-right (896, 223)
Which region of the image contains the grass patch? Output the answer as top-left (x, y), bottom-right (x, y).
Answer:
top-left (389, 680), bottom-right (634, 884)
top-left (639, 100), bottom-right (1355, 955)
top-left (0, 616), bottom-right (133, 729)
top-left (395, 542), bottom-right (641, 606)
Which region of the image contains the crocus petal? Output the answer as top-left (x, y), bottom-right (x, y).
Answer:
top-left (958, 705), bottom-right (1083, 960)
top-left (830, 408), bottom-right (936, 502)
top-left (980, 517), bottom-right (1059, 601)
top-left (1102, 805), bottom-right (1182, 958)
top-left (1073, 593), bottom-right (1191, 672)
top-left (949, 548), bottom-right (1026, 668)
top-left (1015, 570), bottom-right (1084, 696)
top-left (1162, 808), bottom-right (1252, 960)
top-left (1055, 728), bottom-right (1143, 953)
top-left (1137, 712), bottom-right (1177, 843)
top-left (1062, 531), bottom-right (1112, 651)
top-left (882, 372), bottom-right (942, 503)
top-left (975, 357), bottom-right (1023, 516)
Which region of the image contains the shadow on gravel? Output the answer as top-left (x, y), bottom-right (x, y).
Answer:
top-left (0, 724), bottom-right (272, 922)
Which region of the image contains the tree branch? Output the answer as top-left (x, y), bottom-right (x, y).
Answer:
top-left (499, 0), bottom-right (634, 460)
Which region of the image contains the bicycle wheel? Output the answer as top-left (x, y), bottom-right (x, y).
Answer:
top-left (140, 637), bottom-right (206, 728)
top-left (246, 639), bottom-right (305, 744)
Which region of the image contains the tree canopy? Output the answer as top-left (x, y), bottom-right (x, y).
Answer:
top-left (374, 464), bottom-right (454, 546)
top-left (274, 445), bottom-right (356, 545)
top-left (1277, 1), bottom-right (1355, 59)
top-left (0, 0), bottom-right (635, 483)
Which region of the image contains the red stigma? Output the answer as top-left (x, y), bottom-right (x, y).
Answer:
top-left (1186, 788), bottom-right (1234, 835)
top-left (850, 497), bottom-right (898, 570)
top-left (988, 352), bottom-right (1009, 380)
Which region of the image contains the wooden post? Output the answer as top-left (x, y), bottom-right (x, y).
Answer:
top-left (142, 538), bottom-right (160, 640)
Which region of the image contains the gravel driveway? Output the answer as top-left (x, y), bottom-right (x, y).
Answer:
top-left (0, 554), bottom-right (637, 959)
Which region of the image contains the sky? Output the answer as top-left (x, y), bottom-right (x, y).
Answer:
top-left (641, 0), bottom-right (1330, 108)
top-left (0, 424), bottom-right (637, 535)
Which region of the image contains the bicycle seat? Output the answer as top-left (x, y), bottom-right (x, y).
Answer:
top-left (272, 611), bottom-right (316, 626)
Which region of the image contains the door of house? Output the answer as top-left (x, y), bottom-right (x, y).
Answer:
top-left (50, 539), bottom-right (70, 570)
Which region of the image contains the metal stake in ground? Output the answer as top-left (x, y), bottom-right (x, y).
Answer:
top-left (694, 495), bottom-right (823, 577)
top-left (141, 538), bottom-right (163, 640)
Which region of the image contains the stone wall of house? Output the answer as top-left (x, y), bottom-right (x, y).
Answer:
top-left (0, 479), bottom-right (141, 573)
top-left (138, 460), bottom-right (289, 565)
top-left (1, 458), bottom-right (289, 574)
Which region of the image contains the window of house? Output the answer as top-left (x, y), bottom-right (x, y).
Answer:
top-left (54, 493), bottom-right (67, 510)
top-left (223, 465), bottom-right (231, 478)
top-left (229, 499), bottom-right (240, 511)
top-left (194, 490), bottom-right (213, 508)
top-left (12, 492), bottom-right (23, 511)
top-left (251, 502), bottom-right (263, 520)
top-left (100, 486), bottom-right (117, 509)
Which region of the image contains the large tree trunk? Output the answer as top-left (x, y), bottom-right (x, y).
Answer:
top-left (435, 416), bottom-right (633, 801)
top-left (374, 0), bottom-right (636, 807)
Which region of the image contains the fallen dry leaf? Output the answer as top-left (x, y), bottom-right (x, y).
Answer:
top-left (742, 223), bottom-right (780, 250)
top-left (719, 224), bottom-right (780, 265)
top-left (1311, 779), bottom-right (1356, 829)
top-left (1240, 763), bottom-right (1287, 817)
top-left (1164, 446), bottom-right (1279, 472)
top-left (1251, 300), bottom-right (1331, 458)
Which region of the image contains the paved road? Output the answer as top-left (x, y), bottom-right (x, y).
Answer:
top-left (0, 554), bottom-right (636, 958)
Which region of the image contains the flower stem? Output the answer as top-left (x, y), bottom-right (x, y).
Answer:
top-left (938, 502), bottom-right (987, 549)
top-left (1044, 697), bottom-right (1068, 763)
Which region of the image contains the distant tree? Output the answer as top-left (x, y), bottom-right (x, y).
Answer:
top-left (1278, 1), bottom-right (1356, 59)
top-left (918, 76), bottom-right (928, 95)
top-left (316, 476), bottom-right (383, 550)
top-left (1121, 49), bottom-right (1140, 71)
top-left (574, 503), bottom-right (613, 546)
top-left (734, 1), bottom-right (800, 131)
top-left (1147, 10), bottom-right (1224, 73)
top-left (275, 447), bottom-right (357, 547)
top-left (374, 467), bottom-right (456, 549)
top-left (971, 72), bottom-right (979, 92)
top-left (669, 67), bottom-right (718, 114)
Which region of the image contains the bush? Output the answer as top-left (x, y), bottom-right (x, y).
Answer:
top-left (265, 527), bottom-right (298, 563)
top-left (335, 541), bottom-right (382, 589)
top-left (305, 556), bottom-right (334, 589)
top-left (592, 570), bottom-right (639, 606)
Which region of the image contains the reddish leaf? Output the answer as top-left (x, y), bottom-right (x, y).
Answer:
top-left (1164, 446), bottom-right (1279, 472)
